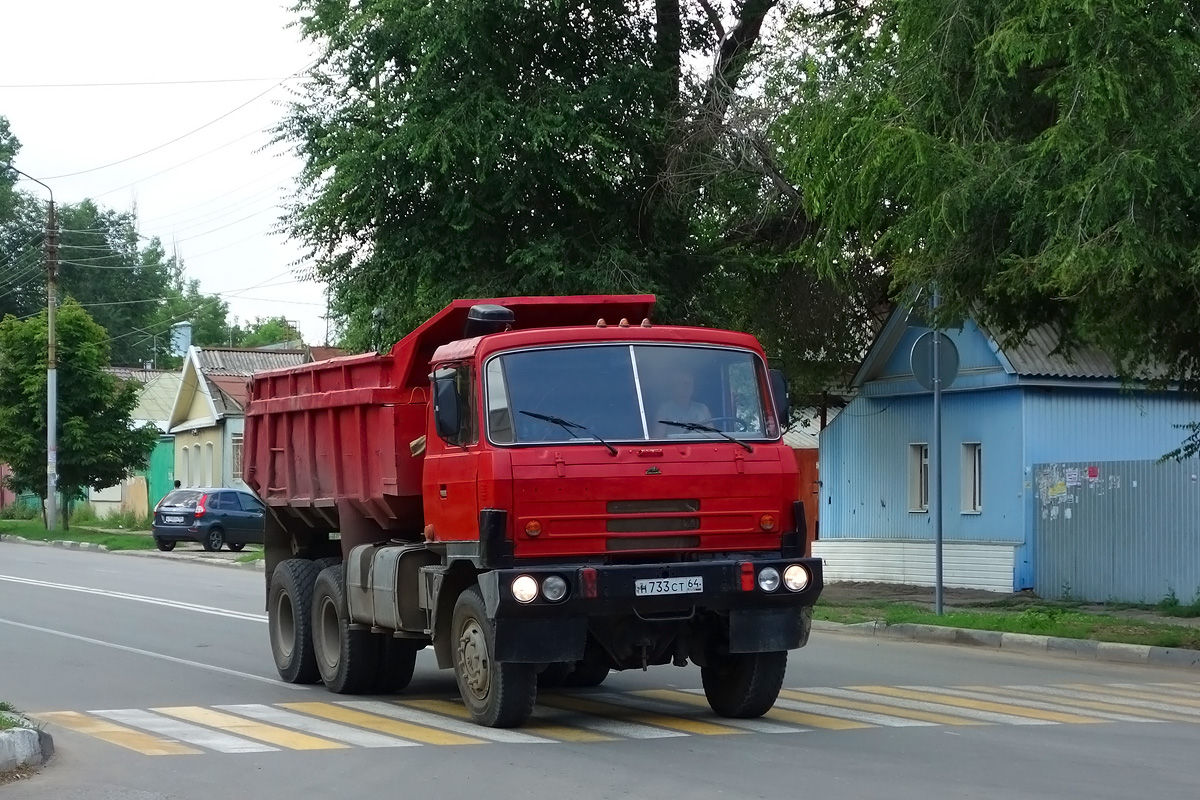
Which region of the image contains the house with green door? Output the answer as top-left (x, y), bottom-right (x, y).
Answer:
top-left (88, 368), bottom-right (183, 517)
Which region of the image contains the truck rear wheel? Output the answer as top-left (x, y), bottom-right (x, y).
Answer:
top-left (312, 565), bottom-right (379, 694)
top-left (269, 559), bottom-right (323, 684)
top-left (451, 586), bottom-right (536, 728)
top-left (701, 650), bottom-right (788, 718)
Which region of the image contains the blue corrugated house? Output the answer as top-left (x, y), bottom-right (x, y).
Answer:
top-left (815, 308), bottom-right (1200, 593)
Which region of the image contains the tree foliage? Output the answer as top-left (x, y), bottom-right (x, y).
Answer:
top-left (0, 300), bottom-right (159, 527)
top-left (230, 316), bottom-right (304, 349)
top-left (780, 0), bottom-right (1200, 387)
top-left (278, 0), bottom-right (879, 394)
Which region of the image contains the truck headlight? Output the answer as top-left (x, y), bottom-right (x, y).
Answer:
top-left (783, 564), bottom-right (810, 592)
top-left (542, 575), bottom-right (568, 602)
top-left (757, 566), bottom-right (781, 592)
top-left (511, 575), bottom-right (539, 603)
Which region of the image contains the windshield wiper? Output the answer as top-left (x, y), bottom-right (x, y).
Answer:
top-left (518, 410), bottom-right (618, 456)
top-left (658, 420), bottom-right (754, 453)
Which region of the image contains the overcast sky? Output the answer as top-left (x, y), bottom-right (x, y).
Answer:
top-left (0, 1), bottom-right (331, 344)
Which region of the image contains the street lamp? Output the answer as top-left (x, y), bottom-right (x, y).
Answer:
top-left (2, 163), bottom-right (59, 530)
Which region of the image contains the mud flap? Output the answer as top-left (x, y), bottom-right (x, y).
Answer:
top-left (493, 618), bottom-right (588, 663)
top-left (728, 606), bottom-right (810, 653)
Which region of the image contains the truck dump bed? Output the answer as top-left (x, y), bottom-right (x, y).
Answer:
top-left (243, 295), bottom-right (655, 532)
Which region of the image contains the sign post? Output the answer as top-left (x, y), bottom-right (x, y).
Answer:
top-left (910, 295), bottom-right (959, 615)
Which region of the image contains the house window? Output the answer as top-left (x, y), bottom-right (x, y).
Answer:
top-left (909, 443), bottom-right (929, 512)
top-left (962, 443), bottom-right (982, 513)
top-left (231, 434), bottom-right (244, 481)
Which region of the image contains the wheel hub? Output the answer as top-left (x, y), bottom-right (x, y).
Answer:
top-left (457, 618), bottom-right (490, 700)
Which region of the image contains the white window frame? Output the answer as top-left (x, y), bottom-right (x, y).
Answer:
top-left (231, 434), bottom-right (244, 481)
top-left (962, 442), bottom-right (982, 513)
top-left (909, 443), bottom-right (929, 512)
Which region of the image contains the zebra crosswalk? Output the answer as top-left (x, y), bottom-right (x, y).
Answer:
top-left (32, 681), bottom-right (1200, 756)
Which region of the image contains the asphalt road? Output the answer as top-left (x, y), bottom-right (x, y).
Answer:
top-left (3, 543), bottom-right (1200, 800)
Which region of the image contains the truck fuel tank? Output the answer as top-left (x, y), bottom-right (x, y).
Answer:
top-left (346, 543), bottom-right (441, 633)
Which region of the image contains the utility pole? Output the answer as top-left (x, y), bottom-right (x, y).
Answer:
top-left (45, 198), bottom-right (58, 530)
top-left (3, 164), bottom-right (58, 529)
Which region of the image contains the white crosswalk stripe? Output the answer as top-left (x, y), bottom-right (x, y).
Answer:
top-left (215, 704), bottom-right (419, 747)
top-left (92, 709), bottom-right (277, 754)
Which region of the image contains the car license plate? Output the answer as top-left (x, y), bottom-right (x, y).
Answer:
top-left (163, 515), bottom-right (184, 524)
top-left (634, 576), bottom-right (703, 597)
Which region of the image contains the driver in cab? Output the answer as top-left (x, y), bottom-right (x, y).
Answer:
top-left (653, 370), bottom-right (711, 438)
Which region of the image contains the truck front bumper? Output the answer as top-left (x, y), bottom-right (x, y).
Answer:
top-left (477, 556), bottom-right (823, 663)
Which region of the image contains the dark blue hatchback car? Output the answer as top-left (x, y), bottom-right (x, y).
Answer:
top-left (152, 487), bottom-right (266, 552)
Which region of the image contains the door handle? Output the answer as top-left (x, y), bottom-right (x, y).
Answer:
top-left (439, 485), bottom-right (448, 499)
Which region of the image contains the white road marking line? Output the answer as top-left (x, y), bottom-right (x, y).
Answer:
top-left (1012, 686), bottom-right (1200, 717)
top-left (215, 704), bottom-right (419, 747)
top-left (0, 574), bottom-right (267, 623)
top-left (596, 692), bottom-right (805, 734)
top-left (929, 687), bottom-right (1158, 723)
top-left (92, 709), bottom-right (276, 754)
top-left (786, 688), bottom-right (1053, 726)
top-left (771, 696), bottom-right (934, 727)
top-left (531, 707), bottom-right (686, 739)
top-left (0, 618), bottom-right (308, 690)
top-left (338, 701), bottom-right (554, 744)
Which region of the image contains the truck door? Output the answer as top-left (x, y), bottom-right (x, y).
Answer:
top-left (425, 362), bottom-right (481, 541)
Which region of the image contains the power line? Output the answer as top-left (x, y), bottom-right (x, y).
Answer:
top-left (136, 167), bottom-right (293, 227)
top-left (0, 77), bottom-right (284, 89)
top-left (43, 61), bottom-right (312, 180)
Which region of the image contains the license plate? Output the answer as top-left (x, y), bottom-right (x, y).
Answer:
top-left (634, 576), bottom-right (703, 597)
top-left (163, 515), bottom-right (184, 524)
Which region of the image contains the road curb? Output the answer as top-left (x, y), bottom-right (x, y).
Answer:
top-left (0, 534), bottom-right (108, 552)
top-left (0, 721), bottom-right (52, 773)
top-left (1, 534), bottom-right (265, 571)
top-left (813, 619), bottom-right (1200, 669)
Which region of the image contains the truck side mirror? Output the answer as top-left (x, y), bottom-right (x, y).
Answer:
top-left (769, 369), bottom-right (790, 430)
top-left (433, 370), bottom-right (460, 441)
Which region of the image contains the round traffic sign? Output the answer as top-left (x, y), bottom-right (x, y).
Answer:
top-left (911, 331), bottom-right (959, 391)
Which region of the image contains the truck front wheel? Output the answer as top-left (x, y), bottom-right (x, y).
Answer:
top-left (268, 559), bottom-right (323, 684)
top-left (701, 651), bottom-right (788, 718)
top-left (451, 586), bottom-right (536, 728)
top-left (312, 565), bottom-right (379, 694)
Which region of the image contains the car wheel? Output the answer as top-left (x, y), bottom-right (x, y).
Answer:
top-left (154, 538), bottom-right (176, 552)
top-left (228, 542), bottom-right (246, 552)
top-left (202, 526), bottom-right (225, 552)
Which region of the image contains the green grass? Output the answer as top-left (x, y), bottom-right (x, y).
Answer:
top-left (0, 702), bottom-right (25, 731)
top-left (235, 550), bottom-right (265, 563)
top-left (0, 519), bottom-right (155, 551)
top-left (814, 601), bottom-right (1200, 649)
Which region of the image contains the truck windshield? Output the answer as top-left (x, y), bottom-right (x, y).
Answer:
top-left (485, 345), bottom-right (774, 445)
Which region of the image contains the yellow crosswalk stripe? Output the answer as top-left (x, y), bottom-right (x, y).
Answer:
top-left (400, 698), bottom-right (615, 743)
top-left (635, 689), bottom-right (868, 730)
top-left (539, 694), bottom-right (745, 736)
top-left (35, 711), bottom-right (200, 756)
top-left (961, 686), bottom-right (1196, 723)
top-left (280, 702), bottom-right (484, 746)
top-left (1066, 684), bottom-right (1200, 709)
top-left (852, 686), bottom-right (1103, 724)
top-left (779, 689), bottom-right (989, 726)
top-left (153, 706), bottom-right (348, 750)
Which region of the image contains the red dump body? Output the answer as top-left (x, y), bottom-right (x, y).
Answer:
top-left (243, 295), bottom-right (655, 532)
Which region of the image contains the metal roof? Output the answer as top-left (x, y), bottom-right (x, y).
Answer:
top-left (195, 347), bottom-right (309, 376)
top-left (996, 326), bottom-right (1120, 379)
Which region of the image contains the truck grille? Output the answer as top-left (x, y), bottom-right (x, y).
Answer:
top-left (606, 516), bottom-right (701, 533)
top-left (607, 499), bottom-right (700, 514)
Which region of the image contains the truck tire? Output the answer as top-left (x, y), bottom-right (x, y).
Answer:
top-left (701, 650), bottom-right (788, 718)
top-left (451, 585), bottom-right (536, 728)
top-left (373, 638), bottom-right (421, 693)
top-left (562, 660), bottom-right (609, 688)
top-left (312, 565), bottom-right (379, 694)
top-left (269, 559), bottom-right (323, 684)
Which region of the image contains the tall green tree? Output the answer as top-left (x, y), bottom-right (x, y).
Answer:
top-left (278, 1), bottom-right (860, 364)
top-left (230, 316), bottom-right (304, 349)
top-left (779, 1), bottom-right (1200, 388)
top-left (0, 300), bottom-right (159, 528)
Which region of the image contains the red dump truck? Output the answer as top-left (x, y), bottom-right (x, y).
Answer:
top-left (243, 295), bottom-right (823, 728)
